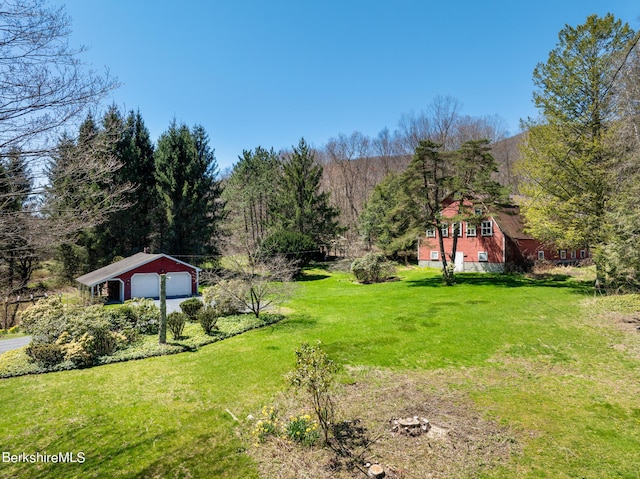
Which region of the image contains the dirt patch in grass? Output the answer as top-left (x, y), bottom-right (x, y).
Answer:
top-left (247, 368), bottom-right (520, 479)
top-left (582, 295), bottom-right (640, 359)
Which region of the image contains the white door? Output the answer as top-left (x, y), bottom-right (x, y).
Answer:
top-left (454, 252), bottom-right (464, 272)
top-left (166, 272), bottom-right (192, 297)
top-left (131, 273), bottom-right (160, 299)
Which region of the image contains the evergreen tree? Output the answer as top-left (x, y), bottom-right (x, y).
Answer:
top-left (0, 150), bottom-right (35, 289)
top-left (271, 138), bottom-right (340, 247)
top-left (92, 107), bottom-right (157, 262)
top-left (46, 113), bottom-right (132, 278)
top-left (223, 146), bottom-right (279, 254)
top-left (154, 121), bottom-right (223, 258)
top-left (360, 139), bottom-right (503, 284)
top-left (517, 14), bottom-right (637, 264)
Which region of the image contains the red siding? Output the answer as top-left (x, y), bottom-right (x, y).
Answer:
top-left (418, 217), bottom-right (505, 265)
top-left (114, 257), bottom-right (197, 300)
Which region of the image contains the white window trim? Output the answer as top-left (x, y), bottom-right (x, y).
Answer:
top-left (478, 251), bottom-right (488, 262)
top-left (559, 250), bottom-right (567, 259)
top-left (441, 223), bottom-right (448, 237)
top-left (538, 250), bottom-right (545, 260)
top-left (481, 220), bottom-right (493, 236)
top-left (580, 250), bottom-right (586, 259)
top-left (430, 250), bottom-right (439, 260)
top-left (426, 227), bottom-right (436, 238)
top-left (452, 222), bottom-right (463, 237)
top-left (570, 251), bottom-right (576, 259)
top-left (466, 223), bottom-right (477, 237)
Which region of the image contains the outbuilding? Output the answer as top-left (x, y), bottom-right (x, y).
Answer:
top-left (76, 252), bottom-right (200, 302)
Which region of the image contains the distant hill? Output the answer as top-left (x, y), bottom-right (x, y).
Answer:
top-left (490, 132), bottom-right (525, 193)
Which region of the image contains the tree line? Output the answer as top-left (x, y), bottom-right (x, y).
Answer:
top-left (1, 1), bottom-right (639, 295)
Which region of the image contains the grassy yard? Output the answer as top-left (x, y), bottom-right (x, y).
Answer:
top-left (0, 267), bottom-right (638, 478)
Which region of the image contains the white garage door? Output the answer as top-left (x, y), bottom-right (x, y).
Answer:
top-left (166, 272), bottom-right (192, 297)
top-left (131, 273), bottom-right (160, 299)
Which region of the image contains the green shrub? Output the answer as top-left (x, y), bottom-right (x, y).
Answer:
top-left (108, 305), bottom-right (138, 330)
top-left (350, 253), bottom-right (396, 283)
top-left (202, 281), bottom-right (245, 316)
top-left (22, 298), bottom-right (136, 367)
top-left (19, 296), bottom-right (66, 344)
top-left (56, 329), bottom-right (129, 367)
top-left (259, 230), bottom-right (317, 269)
top-left (197, 307), bottom-right (219, 335)
top-left (180, 298), bottom-right (203, 321)
top-left (125, 298), bottom-right (160, 334)
top-left (287, 341), bottom-right (338, 444)
top-left (167, 312), bottom-right (187, 340)
top-left (25, 342), bottom-right (65, 367)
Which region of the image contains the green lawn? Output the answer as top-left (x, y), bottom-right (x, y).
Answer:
top-left (0, 267), bottom-right (638, 478)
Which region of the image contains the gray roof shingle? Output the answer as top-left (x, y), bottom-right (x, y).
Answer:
top-left (75, 253), bottom-right (199, 287)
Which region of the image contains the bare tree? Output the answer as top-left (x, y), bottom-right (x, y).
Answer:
top-left (202, 253), bottom-right (297, 319)
top-left (0, 0), bottom-right (116, 154)
top-left (0, 0), bottom-right (120, 296)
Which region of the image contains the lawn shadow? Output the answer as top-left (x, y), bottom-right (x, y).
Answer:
top-left (406, 271), bottom-right (594, 295)
top-left (270, 314), bottom-right (318, 331)
top-left (297, 272), bottom-right (331, 282)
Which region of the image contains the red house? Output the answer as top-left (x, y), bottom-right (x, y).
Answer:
top-left (76, 252), bottom-right (200, 302)
top-left (417, 198), bottom-right (589, 272)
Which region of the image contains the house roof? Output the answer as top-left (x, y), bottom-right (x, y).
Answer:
top-left (76, 252), bottom-right (200, 288)
top-left (491, 205), bottom-right (535, 240)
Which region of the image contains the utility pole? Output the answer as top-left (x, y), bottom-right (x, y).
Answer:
top-left (159, 274), bottom-right (167, 344)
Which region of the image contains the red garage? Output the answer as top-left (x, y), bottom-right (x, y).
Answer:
top-left (76, 252), bottom-right (200, 302)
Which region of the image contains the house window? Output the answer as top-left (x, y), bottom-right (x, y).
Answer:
top-left (570, 251), bottom-right (576, 260)
top-left (441, 223), bottom-right (448, 237)
top-left (474, 207), bottom-right (483, 215)
top-left (478, 251), bottom-right (488, 262)
top-left (466, 223), bottom-right (477, 237)
top-left (559, 250), bottom-right (567, 259)
top-left (430, 251), bottom-right (439, 260)
top-left (481, 220), bottom-right (493, 236)
top-left (452, 222), bottom-right (463, 237)
top-left (538, 250), bottom-right (545, 260)
top-left (426, 227), bottom-right (436, 238)
top-left (580, 250), bottom-right (586, 259)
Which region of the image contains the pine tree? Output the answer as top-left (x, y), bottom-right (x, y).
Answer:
top-left (223, 146), bottom-right (279, 254)
top-left (92, 107), bottom-right (157, 261)
top-left (154, 121), bottom-right (223, 258)
top-left (271, 138), bottom-right (340, 247)
top-left (517, 14), bottom-right (636, 254)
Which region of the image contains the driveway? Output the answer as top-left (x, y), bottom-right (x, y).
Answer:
top-left (153, 297), bottom-right (203, 314)
top-left (0, 336), bottom-right (31, 354)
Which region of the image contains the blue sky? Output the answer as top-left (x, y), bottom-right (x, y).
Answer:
top-left (60, 1), bottom-right (639, 170)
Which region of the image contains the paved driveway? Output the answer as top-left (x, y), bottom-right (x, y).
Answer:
top-left (153, 297), bottom-right (203, 314)
top-left (0, 336), bottom-right (31, 354)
